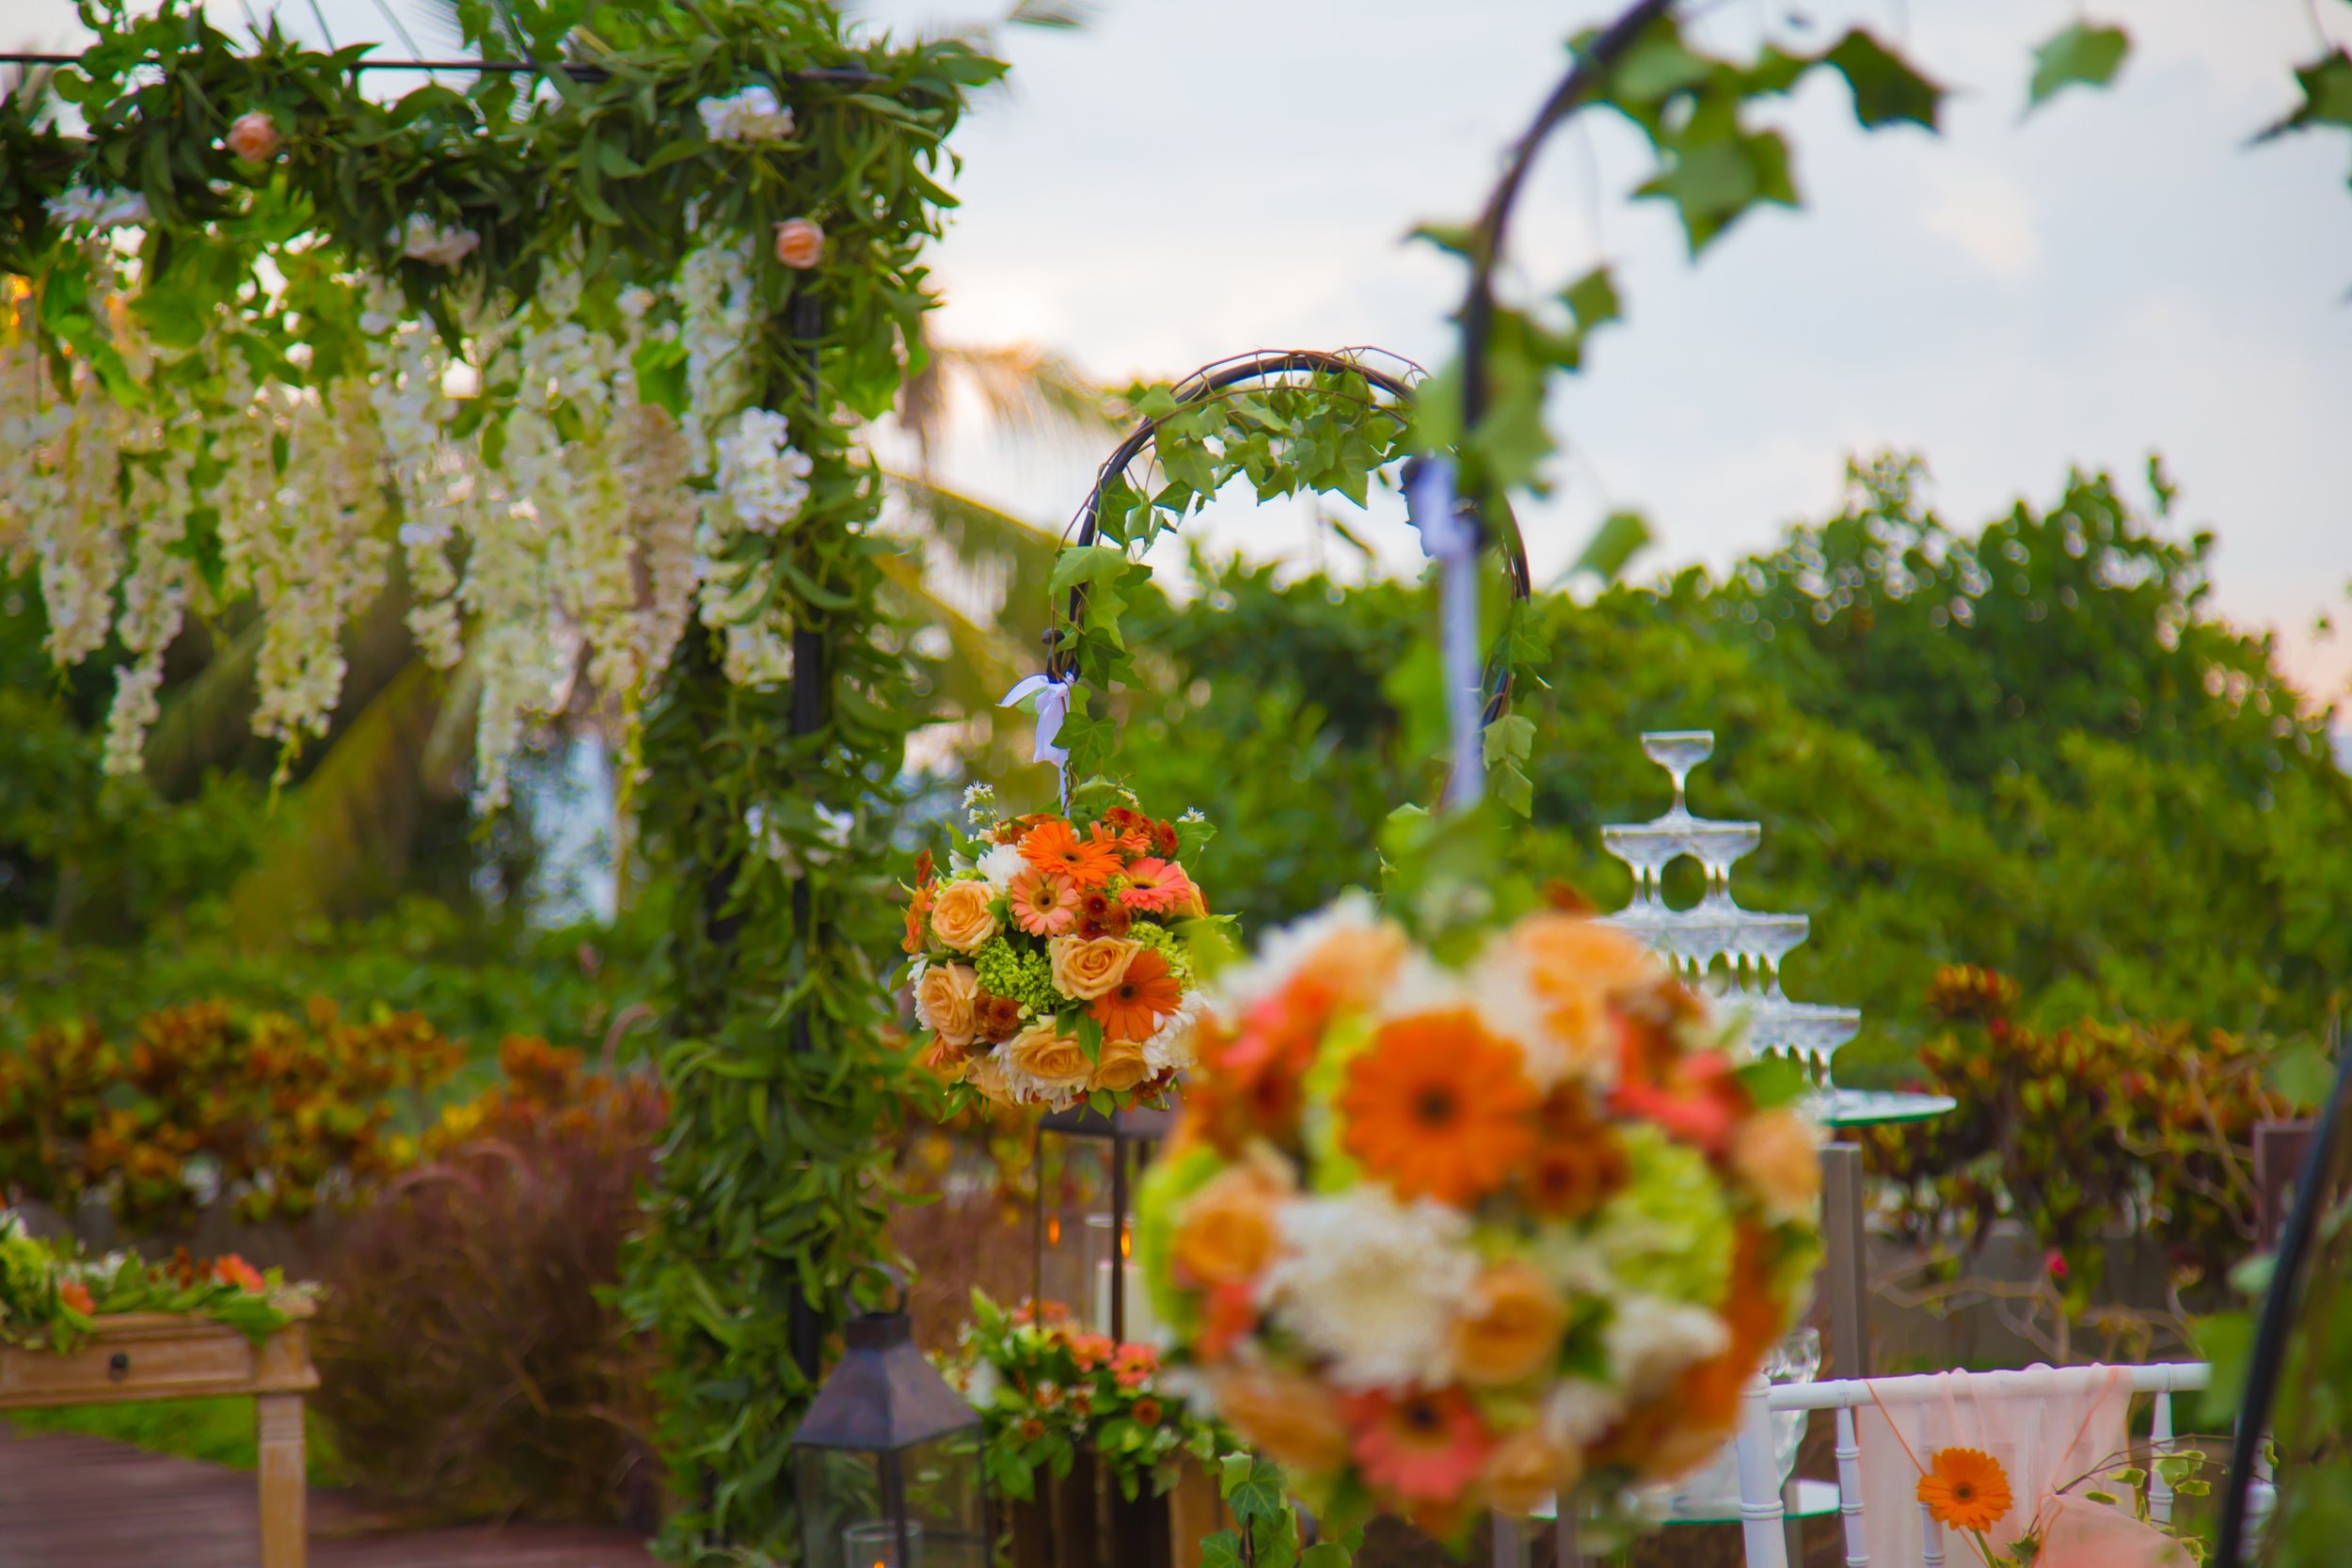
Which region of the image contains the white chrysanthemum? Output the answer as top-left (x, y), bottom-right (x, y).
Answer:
top-left (1604, 1296), bottom-right (1729, 1402)
top-left (1372, 950), bottom-right (1467, 1022)
top-left (696, 86), bottom-right (796, 142)
top-left (1216, 890), bottom-right (1391, 1015)
top-left (393, 214), bottom-right (480, 268)
top-left (1260, 1188), bottom-right (1479, 1390)
top-left (1140, 994), bottom-right (1202, 1074)
top-left (963, 1357), bottom-right (1004, 1410)
top-left (976, 843), bottom-right (1025, 890)
top-left (1543, 1379), bottom-right (1628, 1449)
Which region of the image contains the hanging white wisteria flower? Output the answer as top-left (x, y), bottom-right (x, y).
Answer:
top-left (394, 214), bottom-right (481, 268)
top-left (0, 233), bottom-right (813, 801)
top-left (42, 184), bottom-right (150, 230)
top-left (696, 85), bottom-right (796, 142)
top-left (713, 407), bottom-right (815, 534)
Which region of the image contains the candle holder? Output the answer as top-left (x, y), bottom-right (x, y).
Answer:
top-left (792, 1270), bottom-right (990, 1568)
top-left (1033, 1101), bottom-right (1172, 1342)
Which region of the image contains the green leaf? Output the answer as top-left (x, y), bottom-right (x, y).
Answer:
top-left (1613, 33), bottom-right (1713, 103)
top-left (1561, 265), bottom-right (1620, 332)
top-left (1736, 1053), bottom-right (1810, 1110)
top-left (1565, 509), bottom-right (1651, 584)
top-left (2027, 24), bottom-right (2130, 112)
top-left (2268, 1040), bottom-right (2336, 1109)
top-left (1221, 1455), bottom-right (1286, 1524)
top-left (1823, 30), bottom-right (1945, 131)
top-left (1199, 1531), bottom-right (1245, 1568)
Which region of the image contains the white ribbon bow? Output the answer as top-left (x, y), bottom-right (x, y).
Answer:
top-left (999, 672), bottom-right (1074, 807)
top-left (1405, 456), bottom-right (1486, 807)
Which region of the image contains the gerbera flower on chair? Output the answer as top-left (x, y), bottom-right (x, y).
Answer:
top-left (1007, 867), bottom-right (1081, 937)
top-left (1339, 1009), bottom-right (1537, 1207)
top-left (1340, 1386), bottom-right (1494, 1501)
top-left (1119, 858), bottom-right (1196, 914)
top-left (1091, 948), bottom-right (1184, 1041)
top-left (1020, 818), bottom-right (1120, 888)
top-left (1917, 1446), bottom-right (2013, 1534)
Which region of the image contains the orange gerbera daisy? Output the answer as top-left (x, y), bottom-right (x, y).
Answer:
top-left (1020, 818), bottom-right (1120, 889)
top-left (1119, 858), bottom-right (1196, 914)
top-left (1091, 948), bottom-right (1183, 1041)
top-left (1339, 1009), bottom-right (1537, 1206)
top-left (1916, 1448), bottom-right (2012, 1534)
top-left (1340, 1386), bottom-right (1494, 1502)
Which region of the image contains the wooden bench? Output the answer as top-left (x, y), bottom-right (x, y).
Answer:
top-left (0, 1299), bottom-right (317, 1568)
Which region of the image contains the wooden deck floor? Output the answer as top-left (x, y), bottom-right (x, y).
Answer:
top-left (0, 1427), bottom-right (660, 1568)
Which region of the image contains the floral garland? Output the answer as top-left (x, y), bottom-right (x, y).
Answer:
top-left (943, 1292), bottom-right (1231, 1505)
top-left (0, 0), bottom-right (987, 804)
top-left (904, 784), bottom-right (1222, 1114)
top-left (0, 1211), bottom-right (295, 1351)
top-left (1134, 894), bottom-right (1824, 1540)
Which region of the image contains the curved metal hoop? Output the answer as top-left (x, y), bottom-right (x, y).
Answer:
top-left (1048, 346), bottom-right (1533, 722)
top-left (1455, 0), bottom-right (1677, 435)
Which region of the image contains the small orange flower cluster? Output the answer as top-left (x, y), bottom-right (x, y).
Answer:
top-left (901, 801), bottom-right (1213, 1113)
top-left (945, 1292), bottom-right (1228, 1505)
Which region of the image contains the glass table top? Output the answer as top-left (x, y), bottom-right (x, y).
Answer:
top-left (1822, 1088), bottom-right (1957, 1128)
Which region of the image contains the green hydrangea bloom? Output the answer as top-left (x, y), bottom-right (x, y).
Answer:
top-left (972, 939), bottom-right (1064, 1015)
top-left (1588, 1123), bottom-right (1736, 1307)
top-left (1126, 921), bottom-right (1193, 987)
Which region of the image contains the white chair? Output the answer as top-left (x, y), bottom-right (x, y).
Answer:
top-left (1730, 1361), bottom-right (2210, 1568)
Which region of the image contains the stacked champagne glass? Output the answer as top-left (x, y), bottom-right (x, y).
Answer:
top-left (1597, 731), bottom-right (1860, 1105)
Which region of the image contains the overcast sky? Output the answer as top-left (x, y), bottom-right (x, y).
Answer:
top-left (19, 0), bottom-right (2352, 711)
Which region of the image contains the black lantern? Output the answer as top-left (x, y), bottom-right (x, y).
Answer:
top-left (1032, 1101), bottom-right (1173, 1341)
top-left (792, 1274), bottom-right (991, 1568)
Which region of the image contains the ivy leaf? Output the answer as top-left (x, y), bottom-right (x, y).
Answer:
top-left (1199, 1531), bottom-right (1245, 1568)
top-left (1637, 130), bottom-right (1795, 254)
top-left (1565, 509), bottom-right (1651, 584)
top-left (1822, 30), bottom-right (1944, 131)
top-left (1561, 265), bottom-right (1620, 332)
top-left (2259, 50), bottom-right (2352, 140)
top-left (2027, 23), bottom-right (2130, 113)
top-left (1613, 33), bottom-right (1714, 104)
top-left (1221, 1455), bottom-right (1286, 1524)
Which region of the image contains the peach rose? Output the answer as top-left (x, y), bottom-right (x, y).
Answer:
top-left (1511, 912), bottom-right (1660, 1074)
top-left (1481, 1426), bottom-right (1578, 1516)
top-left (1211, 1366), bottom-right (1349, 1476)
top-left (1048, 934), bottom-right (1139, 1002)
top-left (1172, 1165), bottom-right (1283, 1287)
top-left (1089, 1036), bottom-right (1152, 1094)
top-left (1005, 1020), bottom-right (1092, 1089)
top-left (965, 1052), bottom-right (1009, 1101)
top-left (1731, 1109), bottom-right (1821, 1221)
top-left (917, 1036), bottom-right (971, 1082)
top-left (914, 963), bottom-right (981, 1048)
top-left (1453, 1260), bottom-right (1568, 1387)
top-left (1295, 922), bottom-right (1406, 1011)
top-left (773, 216), bottom-right (825, 269)
top-left (227, 111), bottom-right (281, 164)
top-left (928, 879), bottom-right (998, 954)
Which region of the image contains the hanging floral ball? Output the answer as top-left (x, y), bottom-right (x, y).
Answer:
top-left (226, 112), bottom-right (282, 164)
top-left (773, 216), bottom-right (825, 269)
top-left (902, 786), bottom-right (1217, 1114)
top-left (1134, 895), bottom-right (1824, 1539)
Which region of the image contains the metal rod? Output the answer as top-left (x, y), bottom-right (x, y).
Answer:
top-left (1820, 1141), bottom-right (1868, 1380)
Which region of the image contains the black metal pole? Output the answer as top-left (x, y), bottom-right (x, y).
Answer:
top-left (787, 284), bottom-right (829, 1388)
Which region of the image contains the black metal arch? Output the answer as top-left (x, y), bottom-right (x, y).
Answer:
top-left (1048, 345), bottom-right (1533, 722)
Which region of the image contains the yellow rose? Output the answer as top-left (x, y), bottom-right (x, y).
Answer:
top-left (1089, 1037), bottom-right (1152, 1094)
top-left (1211, 1367), bottom-right (1349, 1476)
top-left (1048, 934), bottom-right (1140, 1002)
top-left (1173, 1166), bottom-right (1283, 1287)
top-left (1482, 1426), bottom-right (1579, 1516)
top-left (928, 880), bottom-right (999, 954)
top-left (1453, 1260), bottom-right (1568, 1387)
top-left (914, 963), bottom-right (981, 1048)
top-left (1004, 1021), bottom-right (1093, 1089)
top-left (1731, 1109), bottom-right (1821, 1221)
